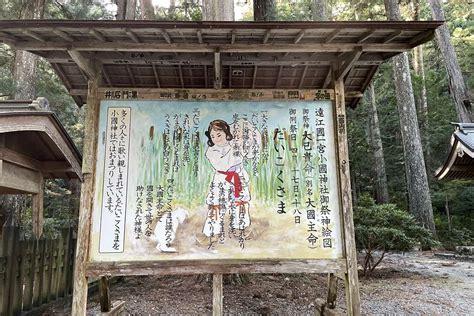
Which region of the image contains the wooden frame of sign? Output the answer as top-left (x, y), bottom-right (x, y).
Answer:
top-left (73, 62), bottom-right (360, 316)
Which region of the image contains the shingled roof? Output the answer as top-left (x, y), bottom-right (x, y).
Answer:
top-left (435, 123), bottom-right (474, 180)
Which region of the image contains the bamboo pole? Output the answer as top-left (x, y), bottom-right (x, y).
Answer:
top-left (71, 61), bottom-right (102, 315)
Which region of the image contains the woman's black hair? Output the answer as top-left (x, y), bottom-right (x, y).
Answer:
top-left (205, 119), bottom-right (233, 147)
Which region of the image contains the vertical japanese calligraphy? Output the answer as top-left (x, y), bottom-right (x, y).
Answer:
top-left (92, 98), bottom-right (342, 262)
top-left (99, 107), bottom-right (131, 253)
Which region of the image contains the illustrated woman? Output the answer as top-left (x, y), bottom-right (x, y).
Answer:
top-left (202, 119), bottom-right (251, 247)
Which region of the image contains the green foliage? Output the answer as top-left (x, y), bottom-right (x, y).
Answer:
top-left (431, 180), bottom-right (474, 249)
top-left (0, 44), bottom-right (14, 99)
top-left (435, 215), bottom-right (473, 251)
top-left (354, 196), bottom-right (439, 274)
top-left (153, 0), bottom-right (202, 21)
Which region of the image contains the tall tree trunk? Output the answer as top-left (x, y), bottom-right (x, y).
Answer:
top-left (312, 0), bottom-right (327, 21)
top-left (367, 84), bottom-right (389, 204)
top-left (202, 0), bottom-right (234, 21)
top-left (13, 0), bottom-right (44, 100)
top-left (116, 0), bottom-right (126, 19)
top-left (384, 0), bottom-right (436, 235)
top-left (411, 0), bottom-right (431, 177)
top-left (126, 0), bottom-right (137, 19)
top-left (428, 0), bottom-right (472, 123)
top-left (253, 0), bottom-right (276, 21)
top-left (116, 0), bottom-right (136, 19)
top-left (140, 0), bottom-right (154, 19)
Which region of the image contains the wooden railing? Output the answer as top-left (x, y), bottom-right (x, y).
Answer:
top-left (0, 226), bottom-right (76, 315)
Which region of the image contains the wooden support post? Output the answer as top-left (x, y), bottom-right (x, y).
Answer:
top-left (333, 63), bottom-right (361, 316)
top-left (212, 273), bottom-right (223, 316)
top-left (99, 276), bottom-right (111, 312)
top-left (72, 60), bottom-right (102, 316)
top-left (326, 273), bottom-right (338, 309)
top-left (32, 172), bottom-right (44, 238)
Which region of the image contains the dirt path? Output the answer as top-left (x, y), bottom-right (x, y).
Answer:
top-left (44, 251), bottom-right (473, 315)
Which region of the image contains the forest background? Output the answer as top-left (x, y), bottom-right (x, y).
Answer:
top-left (0, 0), bottom-right (472, 251)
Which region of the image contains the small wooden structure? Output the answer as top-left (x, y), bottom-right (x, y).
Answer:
top-left (435, 123), bottom-right (474, 179)
top-left (0, 99), bottom-right (82, 236)
top-left (0, 20), bottom-right (441, 316)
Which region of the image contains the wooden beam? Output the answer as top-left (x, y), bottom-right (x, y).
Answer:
top-left (326, 273), bottom-right (338, 309)
top-left (408, 29), bottom-right (435, 46)
top-left (0, 147), bottom-right (40, 171)
top-left (213, 274), bottom-right (223, 316)
top-left (125, 28), bottom-right (141, 43)
top-left (383, 30), bottom-right (402, 43)
top-left (345, 91), bottom-right (364, 98)
top-left (86, 259), bottom-right (347, 277)
top-left (214, 51), bottom-right (222, 89)
top-left (333, 63), bottom-right (361, 316)
top-left (45, 51), bottom-right (386, 66)
top-left (230, 30), bottom-right (236, 44)
top-left (294, 30), bottom-right (305, 44)
top-left (71, 62), bottom-right (102, 316)
top-left (68, 50), bottom-right (101, 80)
top-left (298, 65), bottom-right (308, 89)
top-left (344, 67), bottom-right (357, 85)
top-left (99, 277), bottom-right (111, 312)
top-left (40, 161), bottom-right (73, 173)
top-left (23, 30), bottom-right (45, 42)
top-left (275, 65), bottom-right (283, 88)
top-left (263, 29), bottom-right (272, 44)
top-left (0, 161), bottom-right (41, 194)
top-left (125, 65), bottom-right (136, 86)
top-left (158, 29), bottom-right (171, 44)
top-left (336, 48), bottom-right (363, 81)
top-left (323, 68), bottom-right (332, 89)
top-left (89, 28), bottom-right (107, 42)
top-left (252, 65), bottom-right (258, 89)
top-left (0, 31), bottom-right (21, 43)
top-left (229, 65), bottom-right (232, 89)
top-left (152, 65), bottom-right (161, 88)
top-left (356, 29), bottom-right (376, 44)
top-left (15, 41), bottom-right (412, 53)
top-left (325, 29), bottom-right (341, 43)
top-left (178, 65), bottom-right (184, 88)
top-left (53, 29), bottom-right (74, 42)
top-left (69, 89), bottom-right (88, 96)
top-left (51, 63), bottom-right (73, 89)
top-left (204, 65), bottom-right (208, 88)
top-left (103, 67), bottom-right (112, 86)
top-left (32, 173), bottom-right (44, 238)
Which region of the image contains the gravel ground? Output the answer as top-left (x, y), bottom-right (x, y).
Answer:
top-left (44, 251), bottom-right (473, 315)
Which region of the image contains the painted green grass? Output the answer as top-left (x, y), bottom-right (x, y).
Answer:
top-left (136, 126), bottom-right (323, 209)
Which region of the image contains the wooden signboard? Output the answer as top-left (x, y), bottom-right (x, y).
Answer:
top-left (74, 87), bottom-right (360, 316)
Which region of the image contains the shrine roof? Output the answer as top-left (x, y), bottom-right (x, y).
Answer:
top-left (0, 20), bottom-right (443, 108)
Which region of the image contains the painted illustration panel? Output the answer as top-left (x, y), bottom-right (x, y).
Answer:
top-left (90, 99), bottom-right (343, 262)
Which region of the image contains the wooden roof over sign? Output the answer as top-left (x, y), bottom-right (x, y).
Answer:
top-left (435, 123), bottom-right (474, 180)
top-left (0, 99), bottom-right (82, 188)
top-left (0, 20), bottom-right (442, 108)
